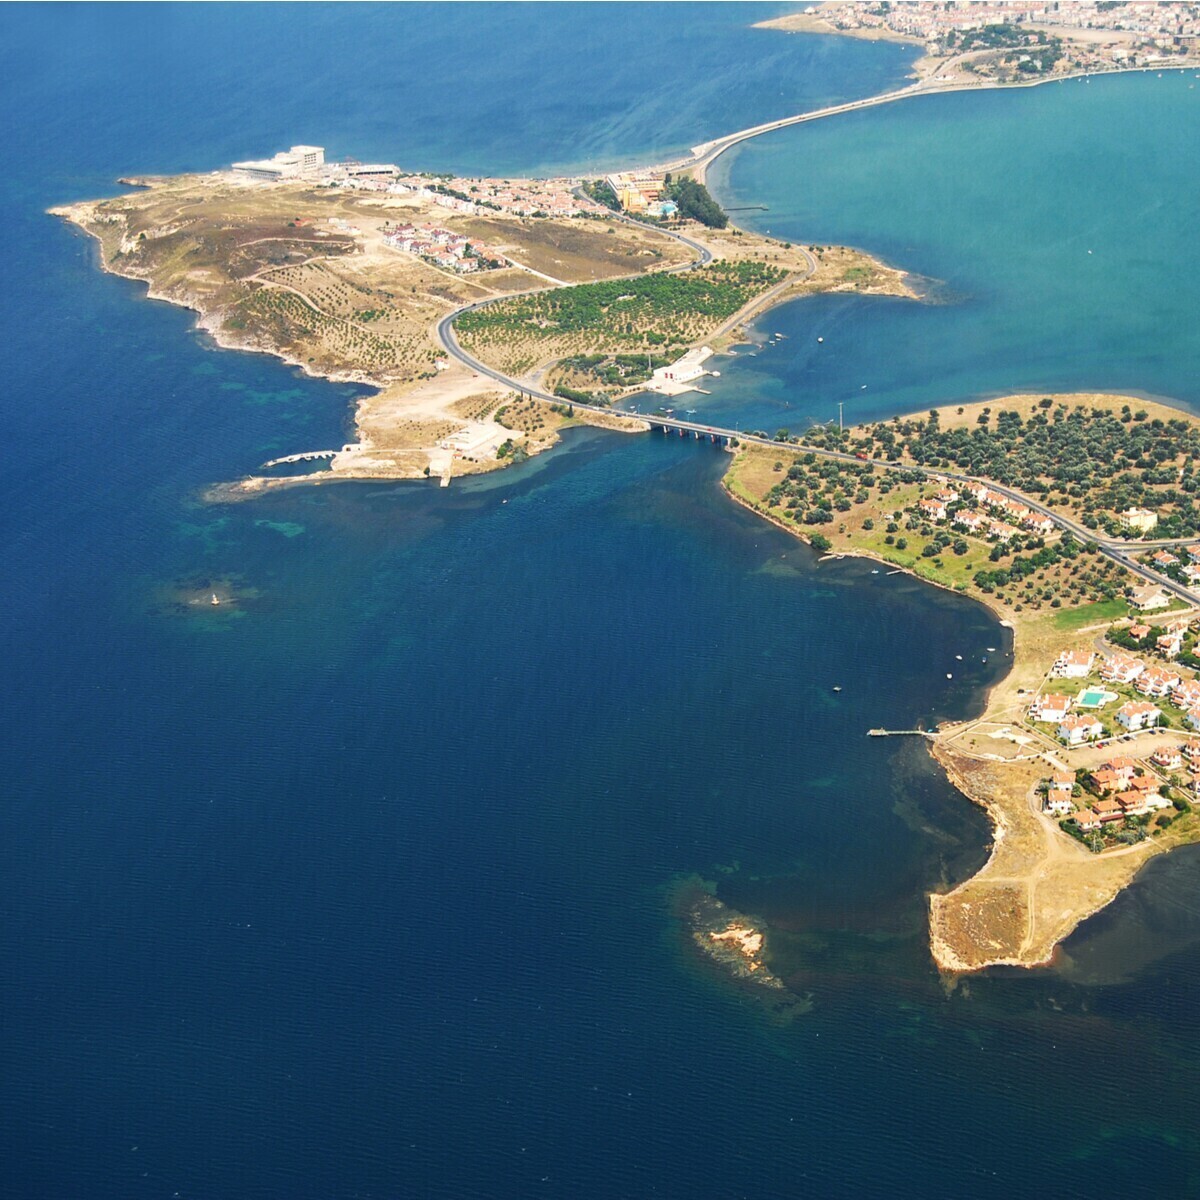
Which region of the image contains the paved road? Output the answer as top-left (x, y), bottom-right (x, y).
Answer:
top-left (435, 208), bottom-right (1199, 611)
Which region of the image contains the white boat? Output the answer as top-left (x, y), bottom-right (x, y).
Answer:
top-left (946, 673), bottom-right (953, 679)
top-left (211, 593), bottom-right (220, 606)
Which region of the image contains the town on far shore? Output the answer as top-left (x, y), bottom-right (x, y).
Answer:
top-left (764, 1), bottom-right (1200, 83)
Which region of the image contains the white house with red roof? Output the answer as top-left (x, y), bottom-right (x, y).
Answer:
top-left (1030, 693), bottom-right (1072, 722)
top-left (1135, 666), bottom-right (1181, 698)
top-left (1101, 654), bottom-right (1146, 684)
top-left (1057, 714), bottom-right (1104, 745)
top-left (1052, 649), bottom-right (1094, 679)
top-left (1115, 701), bottom-right (1162, 732)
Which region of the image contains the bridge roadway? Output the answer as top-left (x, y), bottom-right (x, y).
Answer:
top-left (437, 171), bottom-right (1199, 611)
top-left (437, 307), bottom-right (1200, 608)
top-left (673, 66), bottom-right (1196, 184)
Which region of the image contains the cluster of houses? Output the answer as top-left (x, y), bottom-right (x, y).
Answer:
top-left (383, 223), bottom-right (507, 273)
top-left (1028, 623), bottom-right (1200, 745)
top-left (1147, 545), bottom-right (1200, 588)
top-left (1052, 752), bottom-right (1176, 829)
top-left (916, 482), bottom-right (1055, 542)
top-left (386, 175), bottom-right (601, 219)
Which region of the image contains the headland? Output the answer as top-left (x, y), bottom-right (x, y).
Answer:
top-left (52, 161), bottom-right (907, 497)
top-left (725, 391), bottom-right (1200, 970)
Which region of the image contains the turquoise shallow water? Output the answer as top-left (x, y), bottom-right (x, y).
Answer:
top-left (6, 6), bottom-right (1200, 1196)
top-left (705, 70), bottom-right (1200, 431)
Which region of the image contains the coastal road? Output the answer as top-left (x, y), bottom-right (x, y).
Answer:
top-left (443, 310), bottom-right (1200, 609)
top-left (437, 305), bottom-right (1200, 609)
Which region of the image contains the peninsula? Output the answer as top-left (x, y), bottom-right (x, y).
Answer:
top-left (51, 153), bottom-right (906, 494)
top-left (725, 392), bottom-right (1200, 969)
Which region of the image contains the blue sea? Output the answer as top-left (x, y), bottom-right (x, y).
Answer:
top-left (4, 5), bottom-right (1200, 1197)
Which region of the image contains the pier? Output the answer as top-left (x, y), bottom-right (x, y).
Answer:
top-left (867, 729), bottom-right (937, 739)
top-left (260, 444), bottom-right (360, 469)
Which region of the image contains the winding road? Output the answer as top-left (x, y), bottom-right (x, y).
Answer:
top-left (433, 177), bottom-right (1199, 613)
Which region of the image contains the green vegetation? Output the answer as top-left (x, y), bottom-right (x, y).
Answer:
top-left (726, 444), bottom-right (1134, 614)
top-left (581, 179), bottom-right (620, 211)
top-left (945, 22), bottom-right (1064, 74)
top-left (557, 352), bottom-right (673, 389)
top-left (1051, 597), bottom-right (1130, 631)
top-left (832, 401), bottom-right (1200, 538)
top-left (456, 260), bottom-right (786, 358)
top-left (662, 174), bottom-right (728, 229)
top-left (553, 384), bottom-right (607, 406)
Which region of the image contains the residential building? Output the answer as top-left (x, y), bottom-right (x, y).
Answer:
top-left (1115, 790), bottom-right (1150, 816)
top-left (1151, 746), bottom-right (1183, 771)
top-left (1157, 631), bottom-right (1184, 660)
top-left (1057, 714), bottom-right (1104, 745)
top-left (1114, 701), bottom-right (1162, 732)
top-left (918, 498), bottom-right (948, 522)
top-left (1052, 649), bottom-right (1094, 679)
top-left (1045, 794), bottom-right (1075, 817)
top-left (1135, 666), bottom-right (1181, 698)
top-left (1074, 808), bottom-right (1103, 832)
top-left (1130, 585), bottom-right (1170, 611)
top-left (1100, 654), bottom-right (1146, 684)
top-left (1031, 693), bottom-right (1072, 722)
top-left (1121, 507), bottom-right (1159, 534)
top-left (1050, 770), bottom-right (1075, 793)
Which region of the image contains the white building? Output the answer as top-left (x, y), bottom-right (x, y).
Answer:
top-left (1115, 701), bottom-right (1162, 732)
top-left (1045, 794), bottom-right (1075, 817)
top-left (1057, 714), bottom-right (1103, 745)
top-left (232, 144), bottom-right (326, 182)
top-left (1052, 649), bottom-right (1094, 679)
top-left (1129, 585), bottom-right (1170, 612)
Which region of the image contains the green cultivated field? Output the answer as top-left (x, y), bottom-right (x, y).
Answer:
top-left (454, 260), bottom-right (787, 373)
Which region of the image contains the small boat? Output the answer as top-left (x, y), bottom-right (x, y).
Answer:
top-left (955, 654), bottom-right (963, 661)
top-left (871, 569), bottom-right (880, 575)
top-left (946, 673), bottom-right (953, 679)
top-left (211, 593), bottom-right (221, 606)
top-left (832, 686), bottom-right (842, 693)
top-left (986, 647), bottom-right (996, 652)
top-left (982, 657), bottom-right (988, 663)
top-left (817, 336), bottom-right (824, 343)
